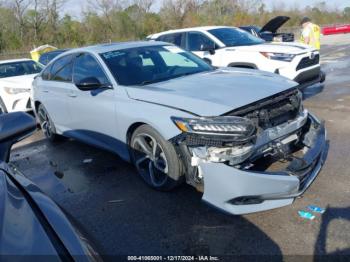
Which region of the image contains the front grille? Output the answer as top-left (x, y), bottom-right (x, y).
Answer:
top-left (296, 54), bottom-right (319, 70)
top-left (224, 89), bottom-right (301, 129)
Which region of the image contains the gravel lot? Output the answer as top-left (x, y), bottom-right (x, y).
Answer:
top-left (11, 34), bottom-right (350, 259)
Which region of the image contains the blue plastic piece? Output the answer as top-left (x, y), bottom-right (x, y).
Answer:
top-left (308, 205), bottom-right (325, 214)
top-left (298, 210), bottom-right (315, 220)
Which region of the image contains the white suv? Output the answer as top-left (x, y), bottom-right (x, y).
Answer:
top-left (148, 26), bottom-right (325, 88)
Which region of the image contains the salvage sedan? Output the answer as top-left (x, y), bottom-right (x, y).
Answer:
top-left (32, 41), bottom-right (328, 215)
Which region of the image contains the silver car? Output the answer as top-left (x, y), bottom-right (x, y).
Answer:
top-left (32, 41), bottom-right (328, 215)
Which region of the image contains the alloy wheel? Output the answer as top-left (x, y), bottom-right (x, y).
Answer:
top-left (132, 133), bottom-right (169, 187)
top-left (38, 106), bottom-right (53, 138)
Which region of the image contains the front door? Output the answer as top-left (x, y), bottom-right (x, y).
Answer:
top-left (67, 52), bottom-right (118, 152)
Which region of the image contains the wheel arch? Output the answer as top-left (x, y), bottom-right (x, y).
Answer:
top-left (227, 62), bottom-right (258, 69)
top-left (126, 122), bottom-right (147, 146)
top-left (34, 100), bottom-right (42, 113)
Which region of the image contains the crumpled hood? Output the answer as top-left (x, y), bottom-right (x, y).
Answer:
top-left (234, 42), bottom-right (314, 55)
top-left (125, 68), bottom-right (298, 116)
top-left (0, 74), bottom-right (37, 89)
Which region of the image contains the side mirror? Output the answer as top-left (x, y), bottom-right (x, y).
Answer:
top-left (0, 112), bottom-right (36, 162)
top-left (200, 43), bottom-right (216, 55)
top-left (75, 77), bottom-right (112, 91)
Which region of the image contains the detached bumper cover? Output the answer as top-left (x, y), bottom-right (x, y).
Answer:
top-left (201, 114), bottom-right (328, 215)
top-left (295, 68), bottom-right (326, 89)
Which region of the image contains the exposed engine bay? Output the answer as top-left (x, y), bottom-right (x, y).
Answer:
top-left (171, 88), bottom-right (324, 194)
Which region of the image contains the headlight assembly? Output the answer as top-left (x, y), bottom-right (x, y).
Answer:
top-left (171, 116), bottom-right (256, 141)
top-left (260, 52), bottom-right (295, 62)
top-left (4, 87), bottom-right (30, 95)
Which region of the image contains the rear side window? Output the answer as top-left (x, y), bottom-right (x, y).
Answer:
top-left (187, 32), bottom-right (216, 51)
top-left (73, 53), bottom-right (109, 85)
top-left (157, 33), bottom-right (184, 48)
top-left (50, 55), bottom-right (74, 82)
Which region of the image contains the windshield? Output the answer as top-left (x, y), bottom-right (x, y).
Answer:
top-left (100, 45), bottom-right (214, 86)
top-left (208, 27), bottom-right (265, 47)
top-left (0, 60), bottom-right (43, 78)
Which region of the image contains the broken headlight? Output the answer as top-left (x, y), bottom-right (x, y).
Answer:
top-left (171, 116), bottom-right (256, 141)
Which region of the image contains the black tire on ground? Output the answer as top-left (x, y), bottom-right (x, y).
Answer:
top-left (37, 104), bottom-right (59, 142)
top-left (130, 124), bottom-right (183, 191)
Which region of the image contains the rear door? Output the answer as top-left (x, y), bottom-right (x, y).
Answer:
top-left (67, 52), bottom-right (118, 151)
top-left (36, 54), bottom-right (74, 131)
top-left (157, 33), bottom-right (186, 49)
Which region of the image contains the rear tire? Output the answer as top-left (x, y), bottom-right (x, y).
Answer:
top-left (130, 124), bottom-right (183, 191)
top-left (37, 104), bottom-right (59, 142)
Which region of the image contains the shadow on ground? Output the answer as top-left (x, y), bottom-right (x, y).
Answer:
top-left (314, 206), bottom-right (350, 261)
top-left (11, 135), bottom-right (284, 257)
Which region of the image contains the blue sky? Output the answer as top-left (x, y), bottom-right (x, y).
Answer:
top-left (62, 0), bottom-right (350, 19)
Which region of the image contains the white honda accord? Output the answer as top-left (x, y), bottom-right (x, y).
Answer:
top-left (32, 41), bottom-right (328, 215)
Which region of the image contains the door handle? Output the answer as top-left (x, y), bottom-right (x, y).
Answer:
top-left (42, 90), bottom-right (49, 93)
top-left (68, 93), bottom-right (77, 98)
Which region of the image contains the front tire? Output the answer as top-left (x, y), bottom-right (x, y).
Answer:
top-left (130, 124), bottom-right (183, 191)
top-left (37, 104), bottom-right (59, 142)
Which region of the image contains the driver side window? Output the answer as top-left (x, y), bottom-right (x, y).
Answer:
top-left (73, 53), bottom-right (109, 85)
top-left (187, 32), bottom-right (215, 51)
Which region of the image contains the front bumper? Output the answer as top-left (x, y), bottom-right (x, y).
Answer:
top-left (199, 113), bottom-right (328, 215)
top-left (294, 68), bottom-right (326, 89)
top-left (2, 92), bottom-right (32, 113)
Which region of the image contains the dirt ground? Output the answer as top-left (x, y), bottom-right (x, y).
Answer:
top-left (10, 34), bottom-right (350, 259)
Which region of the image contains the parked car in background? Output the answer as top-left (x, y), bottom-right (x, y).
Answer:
top-left (0, 59), bottom-right (43, 114)
top-left (32, 41), bottom-right (328, 215)
top-left (240, 16), bottom-right (294, 42)
top-left (0, 112), bottom-right (100, 259)
top-left (148, 26), bottom-right (325, 89)
top-left (39, 49), bottom-right (70, 65)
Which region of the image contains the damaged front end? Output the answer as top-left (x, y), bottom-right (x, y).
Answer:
top-left (171, 88), bottom-right (328, 215)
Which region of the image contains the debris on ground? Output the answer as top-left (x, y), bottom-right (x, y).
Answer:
top-left (298, 210), bottom-right (315, 220)
top-left (108, 200), bottom-right (124, 203)
top-left (83, 159), bottom-right (93, 164)
top-left (49, 160), bottom-right (58, 167)
top-left (54, 171), bottom-right (64, 179)
top-left (308, 205), bottom-right (326, 214)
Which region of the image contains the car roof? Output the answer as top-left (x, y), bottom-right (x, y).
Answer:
top-left (0, 58), bottom-right (32, 64)
top-left (149, 26), bottom-right (235, 38)
top-left (42, 49), bottom-right (70, 55)
top-left (62, 41), bottom-right (168, 55)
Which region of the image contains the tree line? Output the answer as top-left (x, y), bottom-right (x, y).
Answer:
top-left (0, 0), bottom-right (349, 53)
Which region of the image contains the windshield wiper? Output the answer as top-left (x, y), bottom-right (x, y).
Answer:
top-left (140, 80), bottom-right (155, 86)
